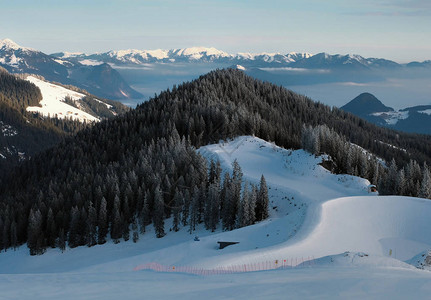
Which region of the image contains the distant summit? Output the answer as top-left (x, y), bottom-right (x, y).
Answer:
top-left (341, 93), bottom-right (431, 135)
top-left (341, 93), bottom-right (394, 116)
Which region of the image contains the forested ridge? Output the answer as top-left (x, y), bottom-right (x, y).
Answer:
top-left (1, 68), bottom-right (431, 254)
top-left (0, 70), bottom-right (128, 171)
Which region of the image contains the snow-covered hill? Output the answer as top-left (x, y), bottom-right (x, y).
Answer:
top-left (26, 76), bottom-right (99, 123)
top-left (1, 136), bottom-right (431, 299)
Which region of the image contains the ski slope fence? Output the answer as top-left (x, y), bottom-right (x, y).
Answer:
top-left (133, 257), bottom-right (316, 275)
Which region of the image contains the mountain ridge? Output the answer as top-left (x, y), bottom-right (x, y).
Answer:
top-left (51, 45), bottom-right (431, 70)
top-left (0, 38), bottom-right (143, 100)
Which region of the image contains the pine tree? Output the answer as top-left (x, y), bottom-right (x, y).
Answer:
top-left (111, 195), bottom-right (122, 244)
top-left (10, 220), bottom-right (17, 250)
top-left (397, 168), bottom-right (407, 196)
top-left (188, 187), bottom-right (199, 234)
top-left (207, 182), bottom-right (220, 232)
top-left (68, 206), bottom-right (81, 248)
top-left (386, 159), bottom-right (398, 195)
top-left (2, 215), bottom-right (10, 252)
top-left (224, 160), bottom-right (242, 230)
top-left (256, 175), bottom-right (269, 221)
top-left (122, 196), bottom-right (130, 241)
top-left (97, 197), bottom-right (108, 244)
top-left (248, 184), bottom-right (257, 225)
top-left (181, 189), bottom-right (191, 227)
top-left (153, 185), bottom-right (165, 238)
top-left (58, 228), bottom-right (66, 252)
top-left (132, 217), bottom-right (139, 243)
top-left (221, 172), bottom-right (232, 230)
top-left (236, 182), bottom-right (250, 228)
top-left (419, 165), bottom-right (431, 199)
top-left (139, 192), bottom-right (150, 234)
top-left (86, 201), bottom-right (97, 247)
top-left (172, 189), bottom-right (183, 232)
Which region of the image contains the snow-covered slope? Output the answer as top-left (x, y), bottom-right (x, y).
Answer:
top-left (26, 76), bottom-right (99, 122)
top-left (2, 136), bottom-right (431, 299)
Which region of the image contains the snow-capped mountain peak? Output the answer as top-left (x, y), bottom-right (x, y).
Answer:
top-left (0, 38), bottom-right (35, 53)
top-left (0, 38), bottom-right (23, 50)
top-left (172, 47), bottom-right (231, 60)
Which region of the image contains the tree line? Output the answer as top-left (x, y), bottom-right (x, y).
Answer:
top-left (302, 124), bottom-right (431, 198)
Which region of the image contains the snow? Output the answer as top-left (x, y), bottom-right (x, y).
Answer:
top-left (236, 52), bottom-right (312, 63)
top-left (174, 47), bottom-right (230, 60)
top-left (0, 38), bottom-right (32, 51)
top-left (57, 51), bottom-right (84, 58)
top-left (0, 121), bottom-right (18, 137)
top-left (78, 59), bottom-right (104, 66)
top-left (108, 49), bottom-right (170, 62)
top-left (1, 136), bottom-right (431, 298)
top-left (371, 110), bottom-right (409, 125)
top-left (25, 76), bottom-right (99, 123)
top-left (418, 109), bottom-right (431, 115)
top-left (145, 49), bottom-right (170, 60)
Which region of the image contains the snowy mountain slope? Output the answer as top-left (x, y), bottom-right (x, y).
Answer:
top-left (26, 76), bottom-right (99, 122)
top-left (2, 136), bottom-right (431, 298)
top-left (0, 39), bottom-right (143, 100)
top-left (0, 136), bottom-right (370, 273)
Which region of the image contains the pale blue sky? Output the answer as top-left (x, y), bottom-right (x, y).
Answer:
top-left (1, 0), bottom-right (430, 62)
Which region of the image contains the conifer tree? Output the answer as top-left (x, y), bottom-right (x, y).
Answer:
top-left (419, 165), bottom-right (431, 199)
top-left (189, 187), bottom-right (199, 234)
top-left (153, 185), bottom-right (165, 238)
top-left (248, 184), bottom-right (257, 225)
top-left (111, 195), bottom-right (122, 243)
top-left (132, 217), bottom-right (139, 243)
top-left (256, 175), bottom-right (269, 221)
top-left (172, 189), bottom-right (183, 232)
top-left (97, 197), bottom-right (108, 244)
top-left (86, 201), bottom-right (97, 247)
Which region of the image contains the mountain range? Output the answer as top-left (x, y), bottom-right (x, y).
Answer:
top-left (0, 39), bottom-right (143, 100)
top-left (341, 93), bottom-right (431, 135)
top-left (3, 38), bottom-right (431, 106)
top-left (52, 47), bottom-right (312, 66)
top-left (52, 46), bottom-right (431, 70)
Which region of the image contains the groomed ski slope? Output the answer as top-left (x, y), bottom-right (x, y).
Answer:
top-left (1, 136), bottom-right (431, 299)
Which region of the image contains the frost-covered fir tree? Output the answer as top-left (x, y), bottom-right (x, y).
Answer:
top-left (188, 187), bottom-right (200, 234)
top-left (419, 165), bottom-right (431, 199)
top-left (97, 197), bottom-right (108, 244)
top-left (110, 195), bottom-right (123, 244)
top-left (256, 175), bottom-right (269, 221)
top-left (86, 201), bottom-right (97, 247)
top-left (153, 185), bottom-right (165, 238)
top-left (172, 188), bottom-right (183, 232)
top-left (207, 182), bottom-right (220, 232)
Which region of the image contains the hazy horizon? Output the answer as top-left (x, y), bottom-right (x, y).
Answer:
top-left (1, 0), bottom-right (430, 63)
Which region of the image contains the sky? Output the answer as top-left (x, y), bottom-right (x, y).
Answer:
top-left (1, 0), bottom-right (430, 62)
